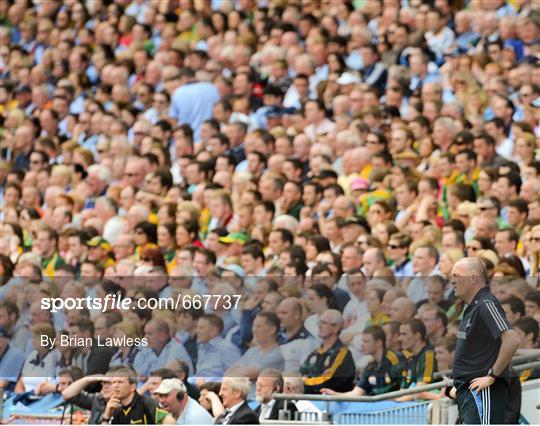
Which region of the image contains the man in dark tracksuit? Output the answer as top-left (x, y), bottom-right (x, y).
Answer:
top-left (450, 258), bottom-right (520, 424)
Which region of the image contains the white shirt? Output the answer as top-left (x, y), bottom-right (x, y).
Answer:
top-left (280, 337), bottom-right (318, 372)
top-left (304, 119), bottom-right (337, 143)
top-left (341, 296), bottom-right (370, 337)
top-left (304, 314), bottom-right (319, 337)
top-left (222, 401), bottom-right (244, 424)
top-left (258, 399), bottom-right (275, 422)
top-left (103, 215), bottom-right (124, 245)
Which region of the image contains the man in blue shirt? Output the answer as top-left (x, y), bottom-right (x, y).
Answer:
top-left (0, 327), bottom-right (26, 391)
top-left (169, 68), bottom-right (220, 141)
top-left (195, 314), bottom-right (240, 378)
top-left (134, 318), bottom-right (193, 377)
top-left (154, 378), bottom-right (214, 425)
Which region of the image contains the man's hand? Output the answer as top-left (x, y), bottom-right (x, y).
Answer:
top-left (320, 388), bottom-right (336, 395)
top-left (34, 380), bottom-right (56, 396)
top-left (103, 396), bottom-right (121, 418)
top-left (469, 376), bottom-right (495, 392)
top-left (243, 294), bottom-right (262, 310)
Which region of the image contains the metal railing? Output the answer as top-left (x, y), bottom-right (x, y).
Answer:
top-left (273, 380), bottom-right (453, 423)
top-left (273, 379), bottom-right (453, 404)
top-left (512, 360), bottom-right (540, 371)
top-left (433, 352), bottom-right (540, 379)
top-left (272, 360), bottom-right (540, 424)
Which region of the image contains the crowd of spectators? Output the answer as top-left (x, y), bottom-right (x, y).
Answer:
top-left (1, 0), bottom-right (540, 424)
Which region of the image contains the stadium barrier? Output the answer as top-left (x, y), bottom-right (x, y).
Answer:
top-left (273, 359), bottom-right (540, 425)
top-left (433, 352), bottom-right (540, 380)
top-left (272, 380), bottom-right (452, 424)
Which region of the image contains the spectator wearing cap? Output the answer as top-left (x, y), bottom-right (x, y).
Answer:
top-left (87, 236), bottom-right (115, 270)
top-left (0, 326), bottom-right (26, 391)
top-left (195, 313), bottom-right (240, 379)
top-left (15, 84), bottom-right (32, 115)
top-left (154, 378), bottom-right (213, 425)
top-left (350, 177), bottom-right (371, 206)
top-left (338, 216), bottom-right (368, 246)
top-left (253, 85), bottom-right (285, 130)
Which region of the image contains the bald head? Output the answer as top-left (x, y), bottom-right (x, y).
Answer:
top-left (451, 257), bottom-right (488, 303)
top-left (455, 257), bottom-right (487, 284)
top-left (390, 297), bottom-right (417, 323)
top-left (321, 309), bottom-right (343, 328)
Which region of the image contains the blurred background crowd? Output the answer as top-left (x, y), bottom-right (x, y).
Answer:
top-left (0, 0), bottom-right (539, 423)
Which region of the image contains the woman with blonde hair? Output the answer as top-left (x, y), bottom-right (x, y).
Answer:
top-left (514, 132), bottom-right (537, 169)
top-left (16, 323), bottom-right (61, 392)
top-left (439, 248), bottom-right (464, 278)
top-left (108, 321), bottom-right (143, 370)
top-left (527, 224), bottom-right (540, 279)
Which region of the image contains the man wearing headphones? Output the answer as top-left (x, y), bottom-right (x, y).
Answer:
top-left (154, 378), bottom-right (213, 425)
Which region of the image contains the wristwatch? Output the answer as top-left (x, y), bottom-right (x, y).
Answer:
top-left (487, 368), bottom-right (499, 379)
